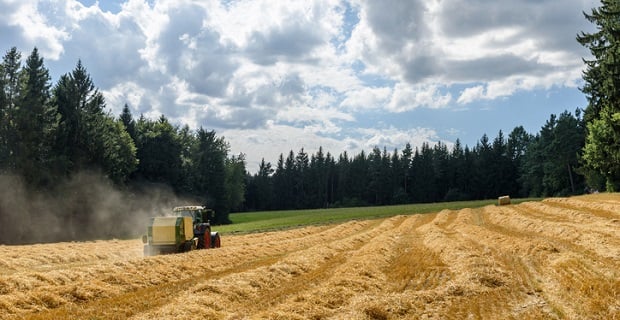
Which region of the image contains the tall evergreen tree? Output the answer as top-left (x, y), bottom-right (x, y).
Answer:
top-left (134, 115), bottom-right (183, 187)
top-left (53, 60), bottom-right (107, 173)
top-left (508, 126), bottom-right (533, 197)
top-left (400, 143), bottom-right (413, 197)
top-left (335, 151), bottom-right (352, 206)
top-left (545, 111), bottom-right (585, 194)
top-left (119, 103), bottom-right (137, 142)
top-left (410, 144), bottom-right (436, 202)
top-left (225, 153), bottom-right (246, 212)
top-left (445, 139), bottom-right (469, 201)
top-left (14, 48), bottom-right (59, 186)
top-left (0, 47), bottom-right (22, 171)
top-left (192, 128), bottom-right (229, 223)
top-left (272, 153), bottom-right (289, 209)
top-left (294, 148), bottom-right (309, 208)
top-left (349, 150), bottom-right (368, 205)
top-left (253, 158), bottom-right (274, 210)
top-left (433, 142), bottom-right (450, 201)
top-left (577, 0), bottom-right (620, 191)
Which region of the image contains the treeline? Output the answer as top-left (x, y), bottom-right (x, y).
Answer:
top-left (244, 110), bottom-right (587, 211)
top-left (0, 21), bottom-right (617, 241)
top-left (0, 47), bottom-right (245, 240)
top-left (0, 46), bottom-right (595, 220)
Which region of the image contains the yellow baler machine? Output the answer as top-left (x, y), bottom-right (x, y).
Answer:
top-left (143, 216), bottom-right (196, 256)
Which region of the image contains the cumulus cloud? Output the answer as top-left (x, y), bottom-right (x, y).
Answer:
top-left (224, 123), bottom-right (446, 172)
top-left (347, 0), bottom-right (595, 88)
top-left (0, 0), bottom-right (598, 170)
top-left (357, 126), bottom-right (450, 151)
top-left (340, 86), bottom-right (391, 111)
top-left (457, 85), bottom-right (485, 105)
top-left (1, 0), bottom-right (69, 59)
top-left (387, 83), bottom-right (452, 111)
top-left (222, 122), bottom-right (353, 171)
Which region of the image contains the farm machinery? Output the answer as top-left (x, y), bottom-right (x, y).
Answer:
top-left (142, 206), bottom-right (221, 256)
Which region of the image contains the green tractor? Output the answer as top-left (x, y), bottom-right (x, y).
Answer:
top-left (142, 206), bottom-right (221, 256)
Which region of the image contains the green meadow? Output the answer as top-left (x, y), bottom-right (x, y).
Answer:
top-left (216, 198), bottom-right (541, 234)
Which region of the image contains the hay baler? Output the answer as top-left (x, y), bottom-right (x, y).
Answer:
top-left (142, 206), bottom-right (221, 256)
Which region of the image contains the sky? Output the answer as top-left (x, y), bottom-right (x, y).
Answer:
top-left (0, 0), bottom-right (600, 172)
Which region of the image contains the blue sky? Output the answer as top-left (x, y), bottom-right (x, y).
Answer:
top-left (0, 0), bottom-right (598, 171)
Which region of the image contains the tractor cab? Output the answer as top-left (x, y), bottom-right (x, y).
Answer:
top-left (172, 206), bottom-right (214, 225)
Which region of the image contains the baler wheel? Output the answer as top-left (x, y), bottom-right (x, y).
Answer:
top-left (182, 241), bottom-right (194, 252)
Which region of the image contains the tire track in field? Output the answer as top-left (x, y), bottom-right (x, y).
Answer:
top-left (489, 203), bottom-right (620, 261)
top-left (385, 213), bottom-right (449, 293)
top-left (127, 216), bottom-right (409, 319)
top-left (543, 197), bottom-right (620, 220)
top-left (418, 208), bottom-right (542, 319)
top-left (9, 220), bottom-right (376, 319)
top-left (482, 203), bottom-right (620, 319)
top-left (0, 240), bottom-right (143, 276)
top-left (457, 207), bottom-right (563, 319)
top-left (354, 212), bottom-right (456, 319)
top-left (250, 215), bottom-right (421, 319)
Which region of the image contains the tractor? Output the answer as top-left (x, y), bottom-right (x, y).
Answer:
top-left (142, 206), bottom-right (221, 256)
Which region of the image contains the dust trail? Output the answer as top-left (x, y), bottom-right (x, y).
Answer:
top-left (0, 172), bottom-right (194, 244)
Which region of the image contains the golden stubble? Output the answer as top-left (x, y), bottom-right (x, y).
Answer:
top-left (0, 194), bottom-right (618, 320)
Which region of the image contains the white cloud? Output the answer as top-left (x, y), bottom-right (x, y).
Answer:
top-left (345, 0), bottom-right (595, 101)
top-left (222, 122), bottom-right (352, 172)
top-left (3, 0), bottom-right (592, 114)
top-left (224, 123), bottom-right (446, 173)
top-left (276, 105), bottom-right (354, 130)
top-left (0, 0), bottom-right (600, 170)
top-left (387, 83), bottom-right (452, 112)
top-left (4, 0), bottom-right (69, 59)
top-left (357, 126), bottom-right (450, 151)
top-left (340, 86), bottom-right (391, 111)
top-left (457, 85), bottom-right (485, 104)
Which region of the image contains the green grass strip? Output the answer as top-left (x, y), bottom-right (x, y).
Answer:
top-left (216, 198), bottom-right (541, 234)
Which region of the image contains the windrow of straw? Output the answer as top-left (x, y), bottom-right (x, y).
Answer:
top-left (0, 193), bottom-right (618, 319)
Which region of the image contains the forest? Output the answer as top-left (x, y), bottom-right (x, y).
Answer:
top-left (0, 47), bottom-right (591, 213)
top-left (1, 1), bottom-right (619, 243)
top-left (243, 113), bottom-right (587, 211)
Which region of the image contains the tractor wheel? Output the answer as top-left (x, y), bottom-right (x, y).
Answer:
top-left (198, 232), bottom-right (211, 249)
top-left (211, 232), bottom-right (221, 248)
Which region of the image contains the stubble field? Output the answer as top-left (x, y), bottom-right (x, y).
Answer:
top-left (0, 194), bottom-right (619, 319)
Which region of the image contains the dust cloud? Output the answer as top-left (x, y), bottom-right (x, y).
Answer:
top-left (0, 172), bottom-right (197, 244)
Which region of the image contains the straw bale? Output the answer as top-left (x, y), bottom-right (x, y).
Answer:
top-left (498, 195), bottom-right (511, 205)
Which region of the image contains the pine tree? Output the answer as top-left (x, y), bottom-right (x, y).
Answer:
top-left (577, 0), bottom-right (620, 190)
top-left (134, 115), bottom-right (183, 187)
top-left (254, 158), bottom-right (274, 210)
top-left (53, 60), bottom-right (106, 172)
top-left (119, 103), bottom-right (137, 141)
top-left (0, 47), bottom-right (22, 171)
top-left (225, 153), bottom-right (246, 212)
top-left (508, 126), bottom-right (533, 197)
top-left (14, 48), bottom-right (59, 186)
top-left (192, 128), bottom-right (229, 223)
top-left (294, 148), bottom-right (309, 208)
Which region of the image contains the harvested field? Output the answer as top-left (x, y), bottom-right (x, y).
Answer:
top-left (0, 194), bottom-right (619, 319)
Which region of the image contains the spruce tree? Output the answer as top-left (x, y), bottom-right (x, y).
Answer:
top-left (0, 47), bottom-right (22, 171)
top-left (15, 48), bottom-right (59, 186)
top-left (577, 0), bottom-right (620, 190)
